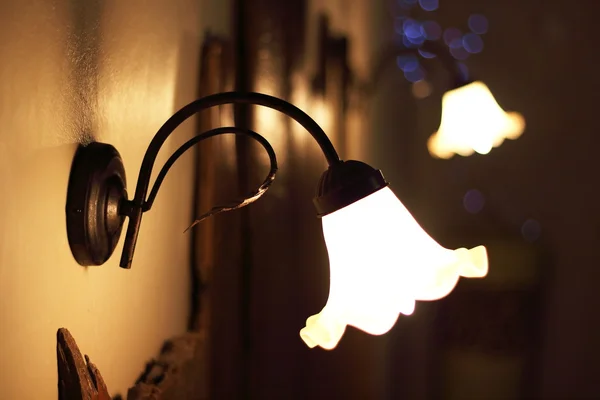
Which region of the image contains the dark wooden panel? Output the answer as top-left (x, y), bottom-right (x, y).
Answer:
top-left (190, 35), bottom-right (245, 400)
top-left (232, 2), bottom-right (390, 398)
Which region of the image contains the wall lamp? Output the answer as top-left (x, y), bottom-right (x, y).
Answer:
top-left (361, 41), bottom-right (525, 159)
top-left (65, 92), bottom-right (488, 350)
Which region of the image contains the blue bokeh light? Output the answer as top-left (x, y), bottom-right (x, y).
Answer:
top-left (407, 34), bottom-right (426, 45)
top-left (421, 20), bottom-right (442, 40)
top-left (403, 19), bottom-right (422, 39)
top-left (418, 0), bottom-right (439, 11)
top-left (521, 219), bottom-right (541, 242)
top-left (397, 54), bottom-right (419, 72)
top-left (391, 8), bottom-right (487, 84)
top-left (463, 189), bottom-right (485, 214)
top-left (468, 14), bottom-right (489, 34)
top-left (463, 33), bottom-right (484, 53)
top-left (404, 66), bottom-right (425, 83)
top-left (402, 34), bottom-right (420, 48)
top-left (418, 48), bottom-right (436, 58)
top-left (449, 37), bottom-right (463, 49)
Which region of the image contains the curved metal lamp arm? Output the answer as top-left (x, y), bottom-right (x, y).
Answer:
top-left (119, 92), bottom-right (342, 268)
top-left (356, 41), bottom-right (468, 97)
top-left (143, 126), bottom-right (277, 214)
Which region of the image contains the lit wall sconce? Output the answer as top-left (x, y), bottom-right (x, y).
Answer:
top-left (65, 92), bottom-right (488, 350)
top-left (428, 80), bottom-right (525, 159)
top-left (362, 41), bottom-right (525, 159)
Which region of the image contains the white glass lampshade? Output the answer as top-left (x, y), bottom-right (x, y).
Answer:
top-left (428, 81), bottom-right (525, 159)
top-left (300, 187), bottom-right (488, 350)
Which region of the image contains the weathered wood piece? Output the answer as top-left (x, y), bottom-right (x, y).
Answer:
top-left (127, 332), bottom-right (206, 400)
top-left (57, 328), bottom-right (111, 400)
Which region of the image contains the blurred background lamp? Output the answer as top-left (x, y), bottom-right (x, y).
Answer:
top-left (428, 80), bottom-right (525, 159)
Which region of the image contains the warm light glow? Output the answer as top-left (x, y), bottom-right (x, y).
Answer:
top-left (300, 187), bottom-right (488, 350)
top-left (311, 97), bottom-right (333, 135)
top-left (428, 81), bottom-right (525, 159)
top-left (290, 76), bottom-right (334, 155)
top-left (254, 78), bottom-right (287, 166)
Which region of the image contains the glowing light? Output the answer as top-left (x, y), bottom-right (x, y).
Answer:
top-left (290, 77), bottom-right (333, 151)
top-left (404, 67), bottom-right (425, 83)
top-left (463, 189), bottom-right (485, 214)
top-left (468, 14), bottom-right (489, 34)
top-left (407, 34), bottom-right (426, 46)
top-left (449, 37), bottom-right (463, 49)
top-left (402, 34), bottom-right (420, 48)
top-left (418, 48), bottom-right (436, 59)
top-left (311, 98), bottom-right (333, 135)
top-left (428, 81), bottom-right (526, 159)
top-left (397, 54), bottom-right (419, 72)
top-left (419, 0), bottom-right (439, 11)
top-left (299, 187), bottom-right (488, 350)
top-left (412, 80), bottom-right (433, 99)
top-left (254, 79), bottom-right (287, 164)
top-left (421, 21), bottom-right (442, 40)
top-left (403, 19), bottom-right (422, 39)
top-left (463, 33), bottom-right (484, 53)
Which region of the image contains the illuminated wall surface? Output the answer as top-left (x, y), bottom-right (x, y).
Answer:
top-left (0, 1), bottom-right (229, 398)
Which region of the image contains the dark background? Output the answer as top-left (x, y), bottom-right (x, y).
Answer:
top-left (201, 0), bottom-right (600, 399)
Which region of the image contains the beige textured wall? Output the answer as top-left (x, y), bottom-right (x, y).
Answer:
top-left (0, 1), bottom-right (229, 398)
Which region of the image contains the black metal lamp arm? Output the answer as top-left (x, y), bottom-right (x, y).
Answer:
top-left (142, 127), bottom-right (277, 214)
top-left (118, 92), bottom-right (342, 269)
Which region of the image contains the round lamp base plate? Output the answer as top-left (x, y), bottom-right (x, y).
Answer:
top-left (66, 142), bottom-right (127, 266)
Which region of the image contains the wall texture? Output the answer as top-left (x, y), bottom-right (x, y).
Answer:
top-left (0, 1), bottom-right (229, 398)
